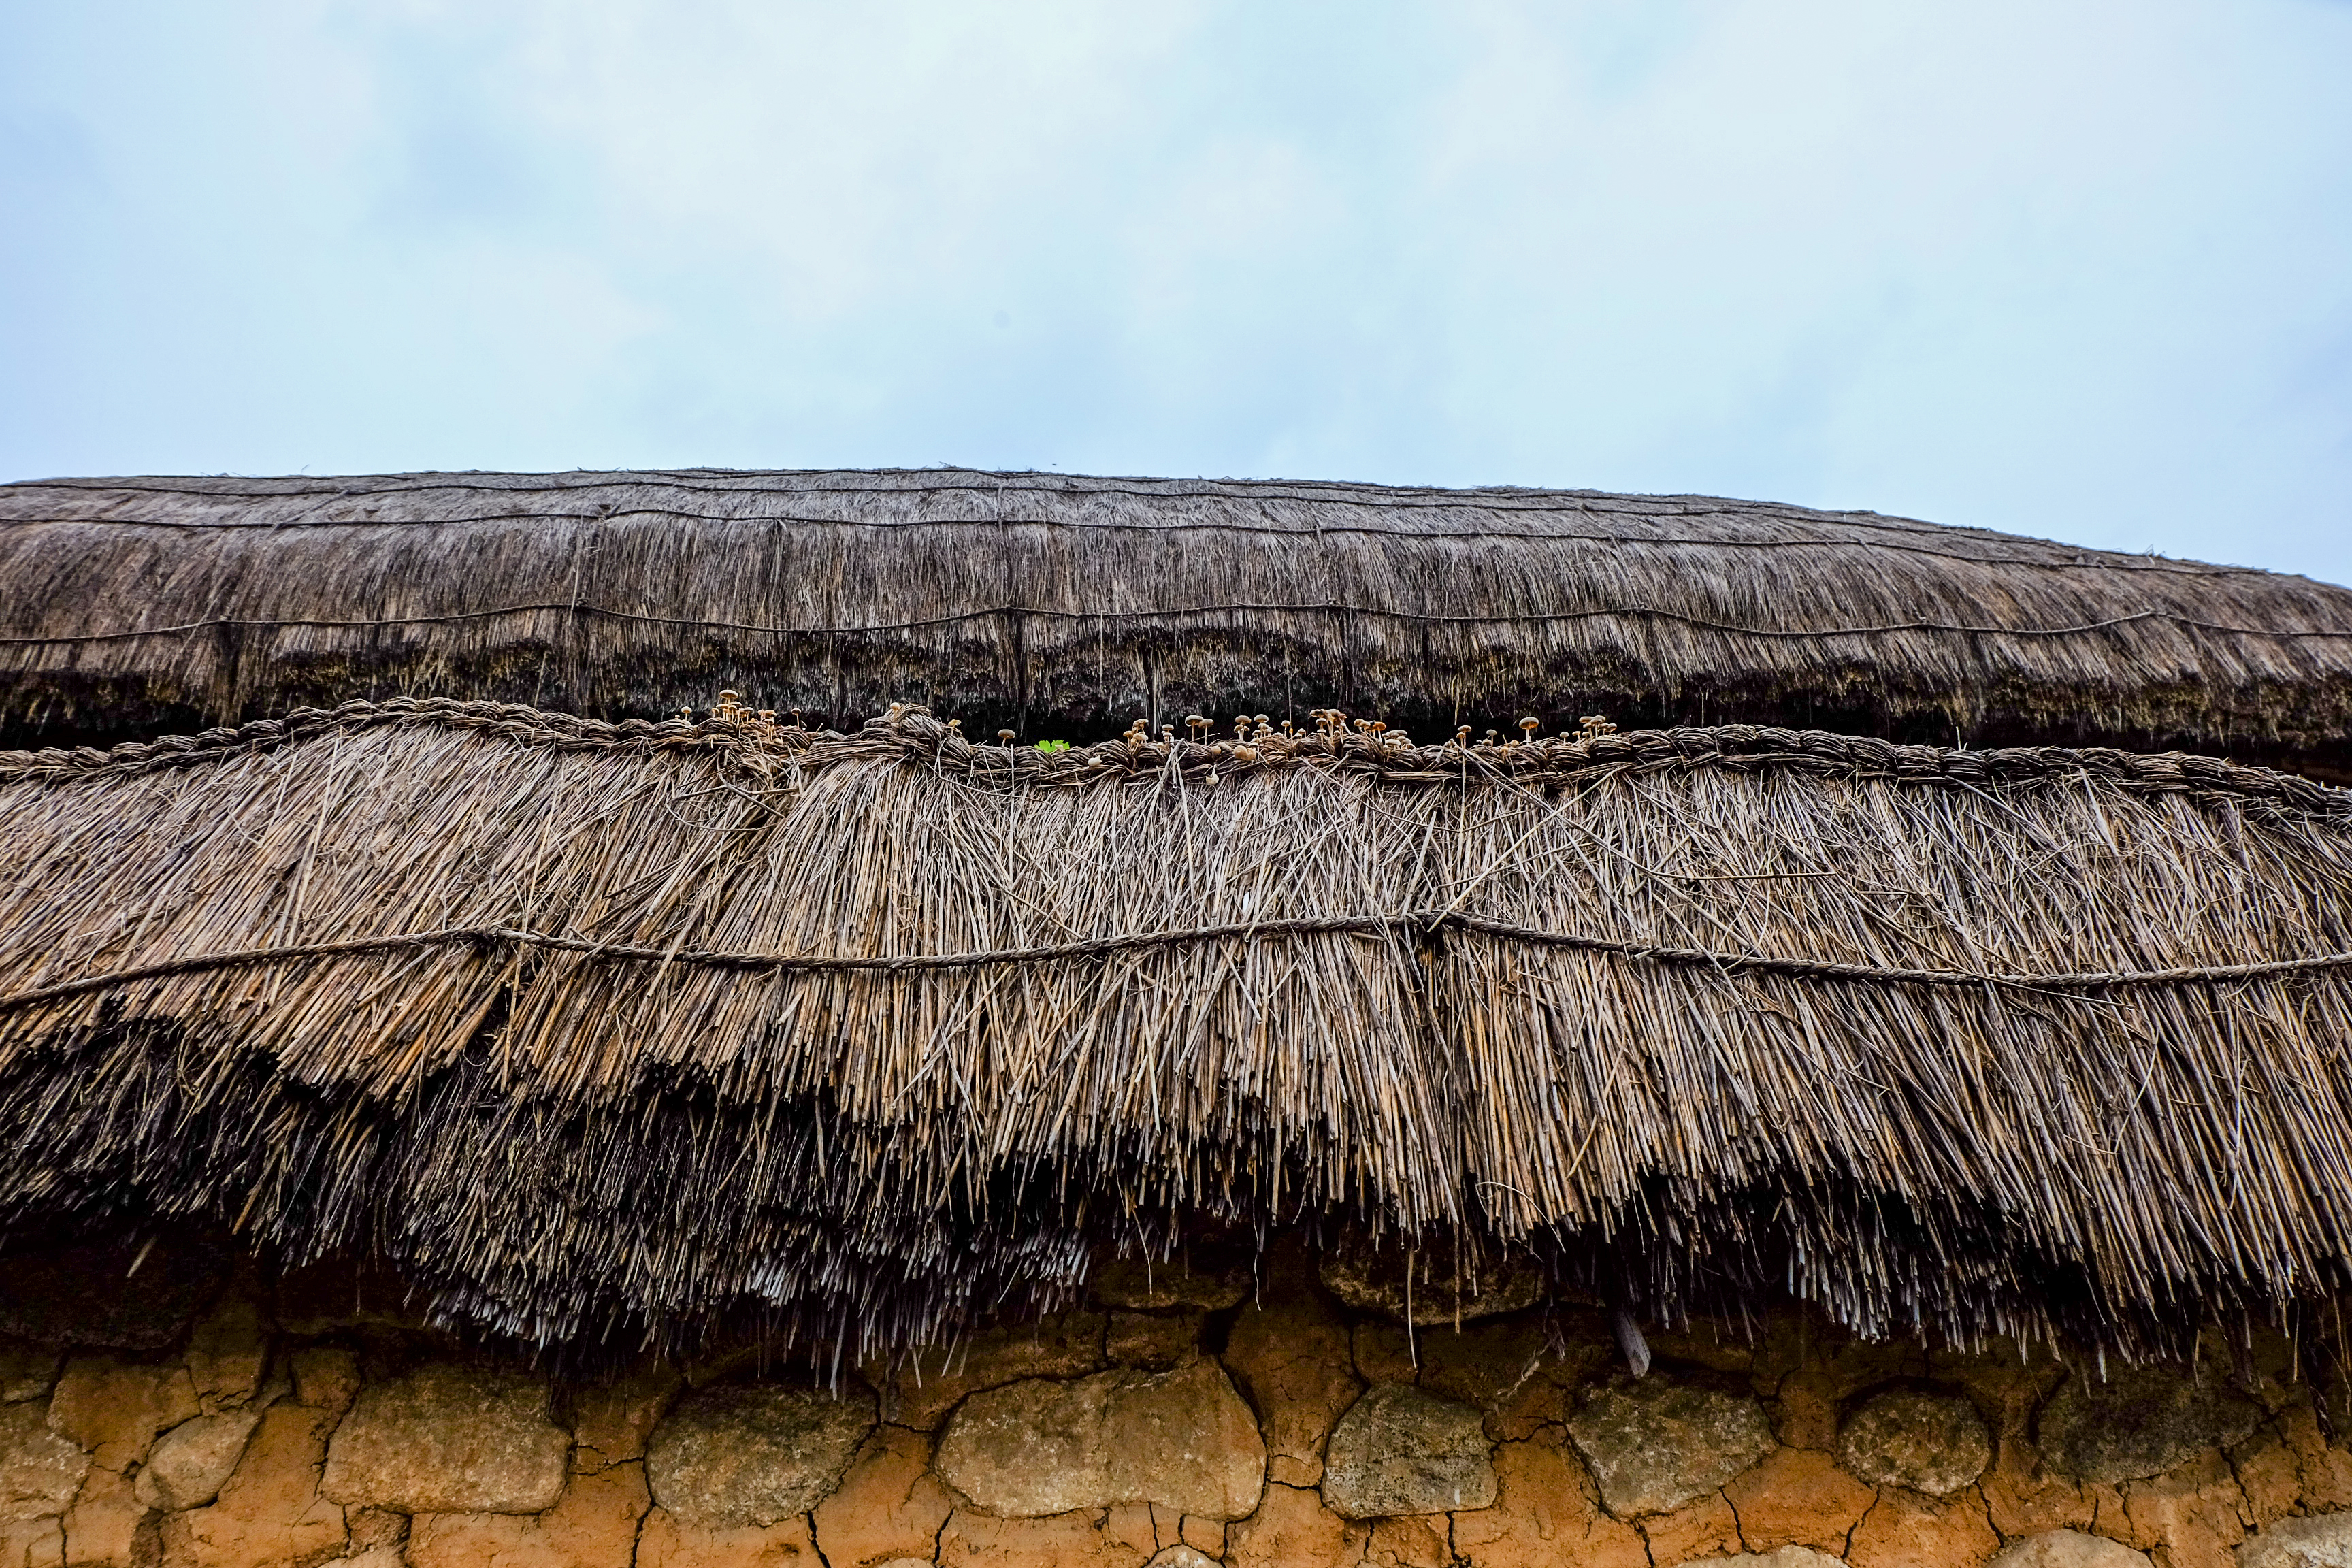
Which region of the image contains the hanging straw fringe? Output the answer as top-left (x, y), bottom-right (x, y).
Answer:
top-left (3, 698), bottom-right (2351, 1364)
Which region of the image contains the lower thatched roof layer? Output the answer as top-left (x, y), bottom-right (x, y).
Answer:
top-left (5, 470), bottom-right (2351, 769)
top-left (3, 699), bottom-right (2351, 1360)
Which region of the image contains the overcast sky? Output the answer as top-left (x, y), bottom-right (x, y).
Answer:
top-left (4, 1), bottom-right (2349, 583)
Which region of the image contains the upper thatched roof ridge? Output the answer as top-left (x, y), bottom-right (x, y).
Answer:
top-left (6, 468), bottom-right (2351, 768)
top-left (0, 466), bottom-right (2300, 576)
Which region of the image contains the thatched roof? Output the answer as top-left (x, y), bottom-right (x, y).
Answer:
top-left (7, 470), bottom-right (2351, 772)
top-left (4, 697), bottom-right (2350, 1364)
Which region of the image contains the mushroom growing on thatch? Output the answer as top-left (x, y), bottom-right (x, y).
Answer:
top-left (3, 698), bottom-right (2349, 1369)
top-left (5, 470), bottom-right (2351, 774)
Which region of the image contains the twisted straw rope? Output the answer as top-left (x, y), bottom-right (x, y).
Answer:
top-left (6, 909), bottom-right (2349, 1017)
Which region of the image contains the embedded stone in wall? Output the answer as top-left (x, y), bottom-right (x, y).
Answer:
top-left (1688, 1550), bottom-right (1849, 1567)
top-left (137, 1410), bottom-right (263, 1511)
top-left (646, 1384), bottom-right (875, 1529)
top-left (1566, 1380), bottom-right (1775, 1517)
top-left (1146, 1548), bottom-right (1222, 1568)
top-left (1991, 1530), bottom-right (2155, 1566)
top-left (2037, 1364), bottom-right (2262, 1484)
top-left (0, 1401), bottom-right (88, 1520)
top-left (321, 1365), bottom-right (570, 1514)
top-left (1318, 1245), bottom-right (1545, 1326)
top-left (1835, 1388), bottom-right (1991, 1496)
top-left (1321, 1383), bottom-right (1497, 1518)
top-left (2238, 1512), bottom-right (2352, 1567)
top-left (934, 1360), bottom-right (1264, 1521)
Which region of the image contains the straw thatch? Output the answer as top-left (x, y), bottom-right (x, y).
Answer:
top-left (7, 470), bottom-right (2352, 772)
top-left (4, 696), bottom-right (2351, 1367)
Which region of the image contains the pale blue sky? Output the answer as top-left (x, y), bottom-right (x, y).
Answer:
top-left (4, 1), bottom-right (2349, 583)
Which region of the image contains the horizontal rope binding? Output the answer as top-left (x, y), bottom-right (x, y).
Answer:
top-left (5, 909), bottom-right (2350, 1017)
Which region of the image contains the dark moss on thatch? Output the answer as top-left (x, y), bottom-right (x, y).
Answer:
top-left (3, 698), bottom-right (2351, 1365)
top-left (5, 470), bottom-right (2351, 772)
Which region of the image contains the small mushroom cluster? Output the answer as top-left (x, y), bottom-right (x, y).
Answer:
top-left (679, 690), bottom-right (789, 739)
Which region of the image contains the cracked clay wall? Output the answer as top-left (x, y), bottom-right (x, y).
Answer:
top-left (3, 1239), bottom-right (2352, 1568)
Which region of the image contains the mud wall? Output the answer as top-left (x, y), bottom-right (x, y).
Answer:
top-left (1, 1242), bottom-right (2349, 1568)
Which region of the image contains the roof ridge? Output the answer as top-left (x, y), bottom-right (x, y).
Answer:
top-left (0, 471), bottom-right (2221, 555)
top-left (0, 508), bottom-right (2264, 579)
